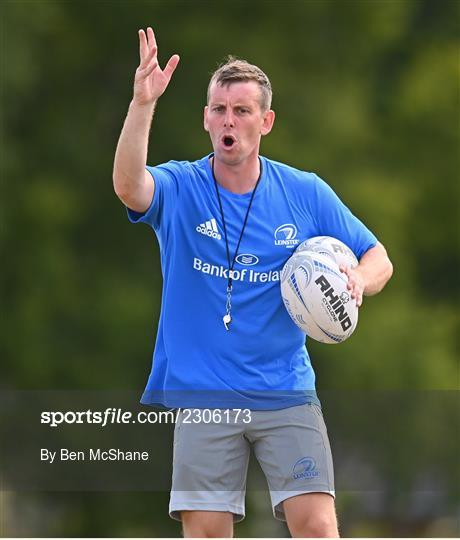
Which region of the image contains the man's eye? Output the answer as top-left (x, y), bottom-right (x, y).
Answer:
top-left (213, 106), bottom-right (224, 112)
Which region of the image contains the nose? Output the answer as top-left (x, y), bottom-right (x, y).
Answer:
top-left (224, 109), bottom-right (235, 128)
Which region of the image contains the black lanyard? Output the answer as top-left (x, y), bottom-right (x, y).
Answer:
top-left (211, 156), bottom-right (262, 330)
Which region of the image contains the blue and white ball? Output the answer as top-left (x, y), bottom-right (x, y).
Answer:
top-left (296, 236), bottom-right (358, 269)
top-left (280, 250), bottom-right (358, 344)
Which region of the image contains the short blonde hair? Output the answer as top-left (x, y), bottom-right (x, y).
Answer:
top-left (207, 56), bottom-right (272, 111)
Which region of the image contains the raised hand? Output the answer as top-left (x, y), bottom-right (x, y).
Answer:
top-left (133, 27), bottom-right (180, 106)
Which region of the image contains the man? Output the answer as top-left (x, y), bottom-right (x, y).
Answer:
top-left (113, 27), bottom-right (393, 538)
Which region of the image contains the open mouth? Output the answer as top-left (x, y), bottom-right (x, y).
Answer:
top-left (222, 135), bottom-right (236, 148)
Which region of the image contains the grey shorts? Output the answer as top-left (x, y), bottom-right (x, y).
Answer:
top-left (169, 403), bottom-right (335, 522)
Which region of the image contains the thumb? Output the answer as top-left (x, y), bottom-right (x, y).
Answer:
top-left (163, 54), bottom-right (180, 82)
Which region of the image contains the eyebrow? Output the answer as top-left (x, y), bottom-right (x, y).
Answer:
top-left (209, 101), bottom-right (254, 108)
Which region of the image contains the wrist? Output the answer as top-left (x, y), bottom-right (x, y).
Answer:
top-left (353, 265), bottom-right (368, 290)
top-left (129, 98), bottom-right (157, 114)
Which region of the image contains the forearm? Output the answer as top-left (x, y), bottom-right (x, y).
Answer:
top-left (358, 242), bottom-right (393, 296)
top-left (113, 100), bottom-right (156, 202)
top-left (113, 28), bottom-right (179, 210)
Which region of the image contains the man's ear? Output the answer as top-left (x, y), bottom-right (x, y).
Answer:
top-left (203, 106), bottom-right (209, 132)
top-left (261, 109), bottom-right (275, 136)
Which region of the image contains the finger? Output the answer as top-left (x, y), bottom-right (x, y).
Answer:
top-left (142, 58), bottom-right (159, 77)
top-left (139, 43), bottom-right (157, 69)
top-left (163, 54), bottom-right (180, 81)
top-left (138, 29), bottom-right (149, 63)
top-left (349, 278), bottom-right (359, 295)
top-left (354, 285), bottom-right (363, 305)
top-left (147, 27), bottom-right (157, 52)
top-left (136, 58), bottom-right (159, 81)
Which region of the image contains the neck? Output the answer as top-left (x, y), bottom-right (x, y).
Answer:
top-left (211, 154), bottom-right (261, 194)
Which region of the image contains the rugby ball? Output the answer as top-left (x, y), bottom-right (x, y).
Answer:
top-left (296, 236), bottom-right (358, 269)
top-left (280, 251), bottom-right (358, 344)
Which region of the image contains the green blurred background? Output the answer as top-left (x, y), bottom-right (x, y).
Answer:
top-left (1, 0), bottom-right (459, 536)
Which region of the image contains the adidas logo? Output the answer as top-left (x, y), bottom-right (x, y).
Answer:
top-left (196, 218), bottom-right (222, 240)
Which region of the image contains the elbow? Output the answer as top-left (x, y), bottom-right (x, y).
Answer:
top-left (378, 254), bottom-right (393, 294)
top-left (385, 258), bottom-right (394, 286)
top-left (113, 184), bottom-right (126, 203)
top-left (382, 243), bottom-right (394, 283)
top-left (366, 244), bottom-right (394, 296)
top-left (378, 242), bottom-right (394, 287)
top-left (113, 171), bottom-right (122, 196)
top-left (112, 171), bottom-right (153, 214)
top-left (113, 174), bottom-right (131, 206)
top-left (387, 258), bottom-right (394, 280)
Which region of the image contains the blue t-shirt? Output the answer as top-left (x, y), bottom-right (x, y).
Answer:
top-left (127, 154), bottom-right (377, 410)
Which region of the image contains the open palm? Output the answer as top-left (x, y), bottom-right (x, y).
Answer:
top-left (133, 27), bottom-right (180, 106)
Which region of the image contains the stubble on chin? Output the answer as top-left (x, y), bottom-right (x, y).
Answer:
top-left (213, 149), bottom-right (243, 167)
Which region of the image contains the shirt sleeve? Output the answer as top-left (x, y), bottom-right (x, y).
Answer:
top-left (311, 174), bottom-right (378, 260)
top-left (126, 161), bottom-right (182, 232)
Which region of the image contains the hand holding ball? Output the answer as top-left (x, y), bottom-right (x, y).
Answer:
top-left (280, 237), bottom-right (359, 344)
